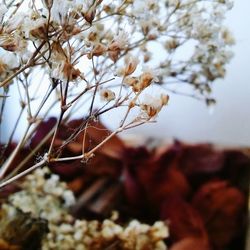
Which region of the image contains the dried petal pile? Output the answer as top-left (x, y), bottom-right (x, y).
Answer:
top-left (0, 119), bottom-right (249, 250)
top-left (122, 141), bottom-right (249, 250)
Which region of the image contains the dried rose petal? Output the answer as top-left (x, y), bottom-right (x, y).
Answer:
top-left (178, 143), bottom-right (225, 176)
top-left (85, 121), bottom-right (125, 159)
top-left (50, 160), bottom-right (84, 180)
top-left (149, 167), bottom-right (190, 204)
top-left (192, 180), bottom-right (246, 249)
top-left (161, 196), bottom-right (207, 242)
top-left (122, 166), bottom-right (145, 207)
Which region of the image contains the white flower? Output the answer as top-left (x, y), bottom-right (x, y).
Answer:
top-left (120, 54), bottom-right (139, 76)
top-left (151, 221), bottom-right (169, 239)
top-left (113, 31), bottom-right (128, 49)
top-left (62, 190), bottom-right (76, 207)
top-left (141, 67), bottom-right (159, 83)
top-left (50, 0), bottom-right (72, 23)
top-left (23, 16), bottom-right (47, 40)
top-left (100, 88), bottom-right (116, 102)
top-left (140, 93), bottom-right (168, 117)
top-left (218, 0), bottom-right (234, 10)
top-left (133, 0), bottom-right (158, 14)
top-left (0, 49), bottom-right (19, 69)
top-left (221, 27), bottom-right (235, 45)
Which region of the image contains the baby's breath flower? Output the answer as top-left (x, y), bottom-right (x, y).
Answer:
top-left (100, 88), bottom-right (116, 102)
top-left (0, 33), bottom-right (27, 52)
top-left (219, 0), bottom-right (234, 9)
top-left (113, 31), bottom-right (128, 50)
top-left (0, 50), bottom-right (19, 69)
top-left (137, 69), bottom-right (159, 92)
top-left (88, 43), bottom-right (107, 59)
top-left (221, 28), bottom-right (235, 45)
top-left (140, 93), bottom-right (167, 118)
top-left (124, 76), bottom-right (139, 87)
top-left (164, 38), bottom-right (180, 52)
top-left (50, 0), bottom-right (72, 23)
top-left (23, 16), bottom-right (48, 40)
top-left (51, 60), bottom-right (81, 82)
top-left (124, 55), bottom-right (139, 76)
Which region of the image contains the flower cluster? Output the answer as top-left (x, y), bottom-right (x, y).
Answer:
top-left (0, 0), bottom-right (233, 189)
top-left (3, 167), bottom-right (75, 223)
top-left (0, 167), bottom-right (169, 250)
top-left (43, 217), bottom-right (168, 250)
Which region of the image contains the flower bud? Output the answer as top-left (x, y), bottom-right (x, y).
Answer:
top-left (100, 89), bottom-right (116, 102)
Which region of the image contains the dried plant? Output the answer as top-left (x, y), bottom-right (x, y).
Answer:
top-left (0, 0), bottom-right (234, 188)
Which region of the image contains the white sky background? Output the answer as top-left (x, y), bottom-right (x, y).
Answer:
top-left (1, 0), bottom-right (250, 147)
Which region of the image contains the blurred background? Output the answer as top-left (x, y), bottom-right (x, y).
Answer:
top-left (1, 0), bottom-right (250, 147)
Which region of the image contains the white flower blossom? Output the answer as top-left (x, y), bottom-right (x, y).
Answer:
top-left (140, 93), bottom-right (168, 118)
top-left (50, 0), bottom-right (73, 23)
top-left (100, 88), bottom-right (116, 102)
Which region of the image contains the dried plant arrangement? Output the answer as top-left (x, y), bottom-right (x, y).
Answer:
top-left (0, 0), bottom-right (234, 186)
top-left (0, 0), bottom-right (239, 249)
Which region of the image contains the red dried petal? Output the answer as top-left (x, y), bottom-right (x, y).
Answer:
top-left (86, 121), bottom-right (125, 159)
top-left (192, 180), bottom-right (246, 248)
top-left (161, 196), bottom-right (207, 242)
top-left (148, 167), bottom-right (190, 204)
top-left (122, 167), bottom-right (144, 206)
top-left (178, 143), bottom-right (225, 175)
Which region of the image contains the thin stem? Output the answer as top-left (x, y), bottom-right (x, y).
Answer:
top-left (47, 111), bottom-right (64, 156)
top-left (0, 82), bottom-right (56, 178)
top-left (0, 157), bottom-right (48, 189)
top-left (88, 58), bottom-right (98, 117)
top-left (3, 124), bottom-right (56, 182)
top-left (51, 127), bottom-right (122, 162)
top-left (0, 126), bottom-right (30, 179)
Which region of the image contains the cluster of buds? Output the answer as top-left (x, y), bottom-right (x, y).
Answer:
top-left (141, 94), bottom-right (169, 118)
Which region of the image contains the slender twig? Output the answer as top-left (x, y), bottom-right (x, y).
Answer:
top-left (0, 157), bottom-right (48, 189)
top-left (3, 125), bottom-right (56, 182)
top-left (51, 126), bottom-right (123, 162)
top-left (0, 126), bottom-right (30, 179)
